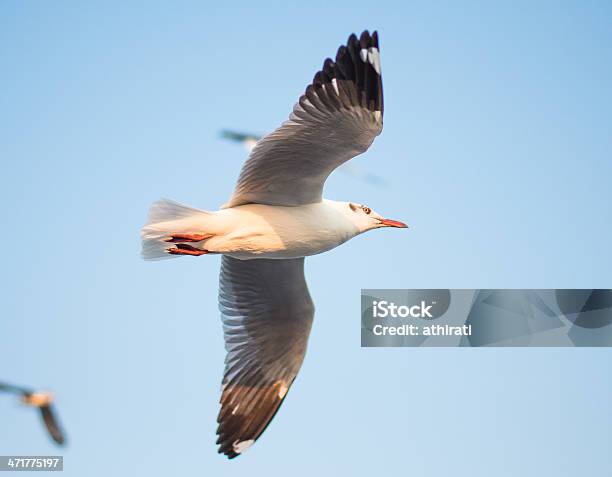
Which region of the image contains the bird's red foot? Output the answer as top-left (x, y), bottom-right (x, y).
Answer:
top-left (167, 244), bottom-right (209, 256)
top-left (164, 233), bottom-right (211, 243)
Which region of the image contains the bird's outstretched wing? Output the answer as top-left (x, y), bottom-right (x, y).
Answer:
top-left (0, 382), bottom-right (28, 394)
top-left (226, 30), bottom-right (383, 208)
top-left (220, 128), bottom-right (390, 187)
top-left (216, 256), bottom-right (314, 458)
top-left (39, 405), bottom-right (66, 445)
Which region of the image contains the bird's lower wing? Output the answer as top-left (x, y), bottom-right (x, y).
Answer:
top-left (40, 405), bottom-right (66, 445)
top-left (216, 256), bottom-right (314, 458)
top-left (225, 30), bottom-right (383, 208)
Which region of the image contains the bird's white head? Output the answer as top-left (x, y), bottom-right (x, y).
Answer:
top-left (336, 201), bottom-right (408, 233)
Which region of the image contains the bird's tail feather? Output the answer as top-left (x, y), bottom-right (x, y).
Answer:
top-left (141, 198), bottom-right (213, 260)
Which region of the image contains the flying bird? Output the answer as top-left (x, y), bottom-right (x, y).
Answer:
top-left (219, 130), bottom-right (261, 152)
top-left (141, 30), bottom-right (406, 458)
top-left (220, 129), bottom-right (389, 187)
top-left (0, 381), bottom-right (66, 445)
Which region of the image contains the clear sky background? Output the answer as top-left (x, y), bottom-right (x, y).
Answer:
top-left (1, 1), bottom-right (611, 475)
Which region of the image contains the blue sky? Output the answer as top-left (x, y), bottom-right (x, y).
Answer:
top-left (1, 1), bottom-right (611, 475)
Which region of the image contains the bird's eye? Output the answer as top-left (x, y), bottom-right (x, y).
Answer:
top-left (362, 206), bottom-right (371, 215)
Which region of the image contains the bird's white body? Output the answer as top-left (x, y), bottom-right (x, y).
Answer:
top-left (208, 201), bottom-right (360, 259)
top-left (141, 199), bottom-right (364, 260)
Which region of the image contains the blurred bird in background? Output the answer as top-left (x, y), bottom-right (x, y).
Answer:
top-left (220, 130), bottom-right (260, 152)
top-left (220, 129), bottom-right (389, 187)
top-left (0, 381), bottom-right (67, 446)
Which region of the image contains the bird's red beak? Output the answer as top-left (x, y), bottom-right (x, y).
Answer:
top-left (379, 218), bottom-right (408, 228)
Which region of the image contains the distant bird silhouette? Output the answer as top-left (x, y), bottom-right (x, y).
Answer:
top-left (220, 130), bottom-right (260, 151)
top-left (0, 382), bottom-right (66, 445)
top-left (220, 129), bottom-right (389, 187)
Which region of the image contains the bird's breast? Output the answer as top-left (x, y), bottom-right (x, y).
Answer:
top-left (206, 203), bottom-right (356, 259)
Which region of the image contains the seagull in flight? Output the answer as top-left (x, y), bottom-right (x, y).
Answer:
top-left (141, 30), bottom-right (406, 458)
top-left (0, 381), bottom-right (66, 445)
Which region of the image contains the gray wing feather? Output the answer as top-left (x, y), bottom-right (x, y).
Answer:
top-left (216, 256), bottom-right (314, 458)
top-left (226, 30), bottom-right (384, 207)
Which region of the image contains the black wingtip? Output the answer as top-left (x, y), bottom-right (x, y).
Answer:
top-left (303, 30), bottom-right (383, 116)
top-left (361, 30), bottom-right (375, 50)
top-left (371, 30), bottom-right (379, 48)
top-left (218, 447), bottom-right (239, 459)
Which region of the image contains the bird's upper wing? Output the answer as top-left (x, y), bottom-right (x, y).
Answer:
top-left (0, 382), bottom-right (30, 395)
top-left (39, 405), bottom-right (66, 445)
top-left (225, 30), bottom-right (383, 208)
top-left (216, 256), bottom-right (314, 458)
